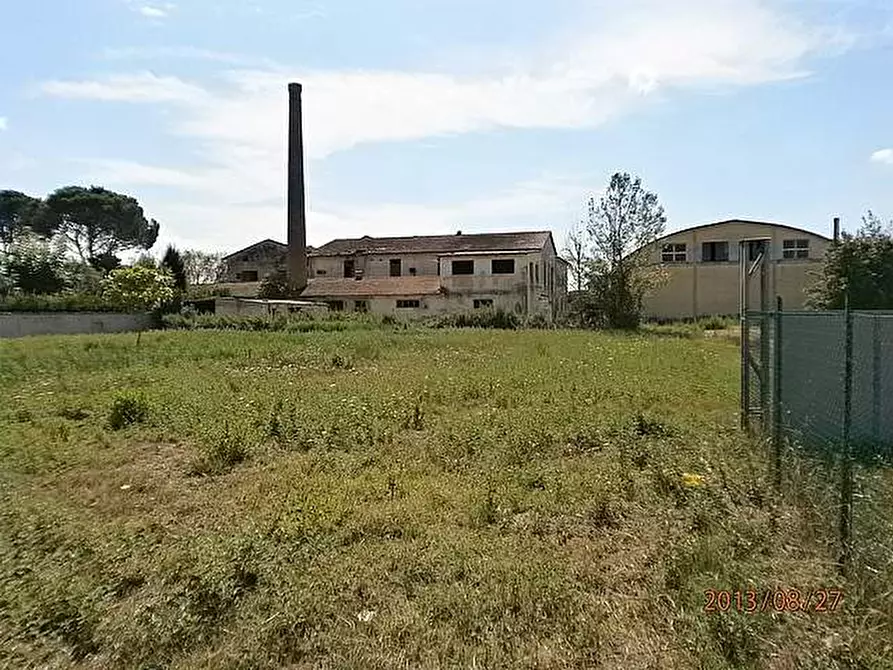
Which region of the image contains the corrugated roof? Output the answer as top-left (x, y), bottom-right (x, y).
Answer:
top-left (310, 231), bottom-right (552, 256)
top-left (300, 276), bottom-right (443, 298)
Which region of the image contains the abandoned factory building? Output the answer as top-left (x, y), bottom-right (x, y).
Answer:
top-left (223, 231), bottom-right (568, 320)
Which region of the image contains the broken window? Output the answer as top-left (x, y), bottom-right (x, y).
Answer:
top-left (452, 260), bottom-right (474, 275)
top-left (343, 259), bottom-right (355, 278)
top-left (782, 239), bottom-right (809, 260)
top-left (409, 267), bottom-right (417, 276)
top-left (491, 259), bottom-right (515, 274)
top-left (316, 269), bottom-right (327, 275)
top-left (661, 243), bottom-right (687, 263)
top-left (701, 241), bottom-right (730, 262)
top-left (390, 259), bottom-right (402, 277)
top-left (396, 299), bottom-right (420, 308)
top-left (474, 299), bottom-right (494, 309)
top-left (746, 240), bottom-right (768, 262)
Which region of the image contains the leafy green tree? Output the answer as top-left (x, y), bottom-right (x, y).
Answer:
top-left (0, 190), bottom-right (41, 251)
top-left (807, 211), bottom-right (893, 310)
top-left (0, 231), bottom-right (68, 294)
top-left (101, 266), bottom-right (175, 311)
top-left (36, 186), bottom-right (160, 264)
top-left (258, 268), bottom-right (292, 299)
top-left (182, 249), bottom-right (225, 285)
top-left (161, 245), bottom-right (188, 292)
top-left (580, 173), bottom-right (667, 329)
top-left (133, 252), bottom-right (157, 269)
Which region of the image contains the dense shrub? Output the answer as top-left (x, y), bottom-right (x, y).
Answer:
top-left (429, 308), bottom-right (520, 330)
top-left (0, 293), bottom-right (128, 312)
top-left (107, 392), bottom-right (150, 430)
top-left (162, 312), bottom-right (393, 333)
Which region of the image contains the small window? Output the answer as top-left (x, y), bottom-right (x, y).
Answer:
top-left (240, 270), bottom-right (259, 282)
top-left (491, 259), bottom-right (515, 274)
top-left (316, 269), bottom-right (327, 275)
top-left (534, 263), bottom-right (539, 283)
top-left (328, 300), bottom-right (344, 312)
top-left (409, 267), bottom-right (417, 276)
top-left (782, 239), bottom-right (809, 259)
top-left (661, 243), bottom-right (687, 263)
top-left (746, 240), bottom-right (768, 262)
top-left (389, 259), bottom-right (402, 277)
top-left (474, 299), bottom-right (494, 309)
top-left (396, 299), bottom-right (420, 308)
top-left (354, 300), bottom-right (369, 313)
top-left (701, 241), bottom-right (729, 262)
top-left (343, 259), bottom-right (355, 278)
top-left (452, 260), bottom-right (474, 275)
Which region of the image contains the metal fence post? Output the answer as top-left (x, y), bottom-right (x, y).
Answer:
top-left (839, 298), bottom-right (854, 575)
top-left (773, 296), bottom-right (783, 489)
top-left (872, 316), bottom-right (881, 448)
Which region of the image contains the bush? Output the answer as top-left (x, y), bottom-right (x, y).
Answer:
top-left (162, 312), bottom-right (393, 333)
top-left (107, 392), bottom-right (150, 430)
top-left (101, 266), bottom-right (175, 311)
top-left (429, 308), bottom-right (520, 330)
top-left (0, 293), bottom-right (127, 312)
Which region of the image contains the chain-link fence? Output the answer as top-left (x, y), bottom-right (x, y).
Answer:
top-left (743, 307), bottom-right (893, 575)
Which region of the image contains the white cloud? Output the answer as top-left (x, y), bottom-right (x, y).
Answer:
top-left (0, 117), bottom-right (7, 131)
top-left (41, 0), bottom-right (851, 249)
top-left (870, 148), bottom-right (893, 164)
top-left (139, 6), bottom-right (168, 18)
top-left (38, 72), bottom-right (205, 103)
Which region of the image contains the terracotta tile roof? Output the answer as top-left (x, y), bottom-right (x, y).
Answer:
top-left (300, 276), bottom-right (443, 298)
top-left (310, 231), bottom-right (552, 256)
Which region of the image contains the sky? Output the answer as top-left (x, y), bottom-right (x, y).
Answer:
top-left (1, 0), bottom-right (892, 256)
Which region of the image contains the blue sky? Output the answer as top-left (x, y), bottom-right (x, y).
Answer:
top-left (1, 0), bottom-right (892, 256)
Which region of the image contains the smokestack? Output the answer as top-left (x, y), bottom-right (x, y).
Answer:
top-left (833, 217), bottom-right (840, 243)
top-left (287, 82), bottom-right (307, 294)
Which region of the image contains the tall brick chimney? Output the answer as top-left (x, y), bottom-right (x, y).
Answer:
top-left (287, 82), bottom-right (308, 294)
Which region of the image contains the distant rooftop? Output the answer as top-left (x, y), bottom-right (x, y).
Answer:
top-left (310, 231), bottom-right (553, 256)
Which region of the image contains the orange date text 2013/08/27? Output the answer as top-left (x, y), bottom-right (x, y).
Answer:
top-left (703, 589), bottom-right (844, 614)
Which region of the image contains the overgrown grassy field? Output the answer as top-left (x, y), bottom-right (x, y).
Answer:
top-left (0, 327), bottom-right (889, 669)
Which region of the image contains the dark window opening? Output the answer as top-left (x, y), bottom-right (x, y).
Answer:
top-left (747, 240), bottom-right (768, 262)
top-left (316, 269), bottom-right (327, 275)
top-left (701, 241), bottom-right (729, 262)
top-left (452, 260), bottom-right (474, 275)
top-left (474, 299), bottom-right (494, 309)
top-left (661, 243), bottom-right (687, 263)
top-left (354, 300), bottom-right (369, 313)
top-left (389, 259), bottom-right (402, 277)
top-left (239, 270), bottom-right (259, 282)
top-left (396, 299), bottom-right (420, 308)
top-left (343, 259), bottom-right (355, 278)
top-left (409, 267), bottom-right (417, 276)
top-left (491, 259), bottom-right (515, 274)
top-left (328, 300), bottom-right (344, 312)
top-left (782, 239), bottom-right (809, 259)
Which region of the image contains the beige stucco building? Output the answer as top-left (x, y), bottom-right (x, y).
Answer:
top-left (641, 220), bottom-right (832, 320)
top-left (298, 231), bottom-right (568, 320)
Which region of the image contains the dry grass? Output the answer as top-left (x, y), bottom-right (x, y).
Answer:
top-left (0, 327), bottom-right (890, 669)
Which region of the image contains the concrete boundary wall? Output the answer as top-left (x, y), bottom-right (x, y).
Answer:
top-left (0, 312), bottom-right (154, 339)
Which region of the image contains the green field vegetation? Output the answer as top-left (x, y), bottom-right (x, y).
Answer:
top-left (0, 327), bottom-right (890, 669)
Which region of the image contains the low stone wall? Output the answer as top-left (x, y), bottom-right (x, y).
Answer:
top-left (0, 312), bottom-right (155, 339)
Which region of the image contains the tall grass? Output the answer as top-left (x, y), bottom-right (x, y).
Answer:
top-left (0, 328), bottom-right (887, 669)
